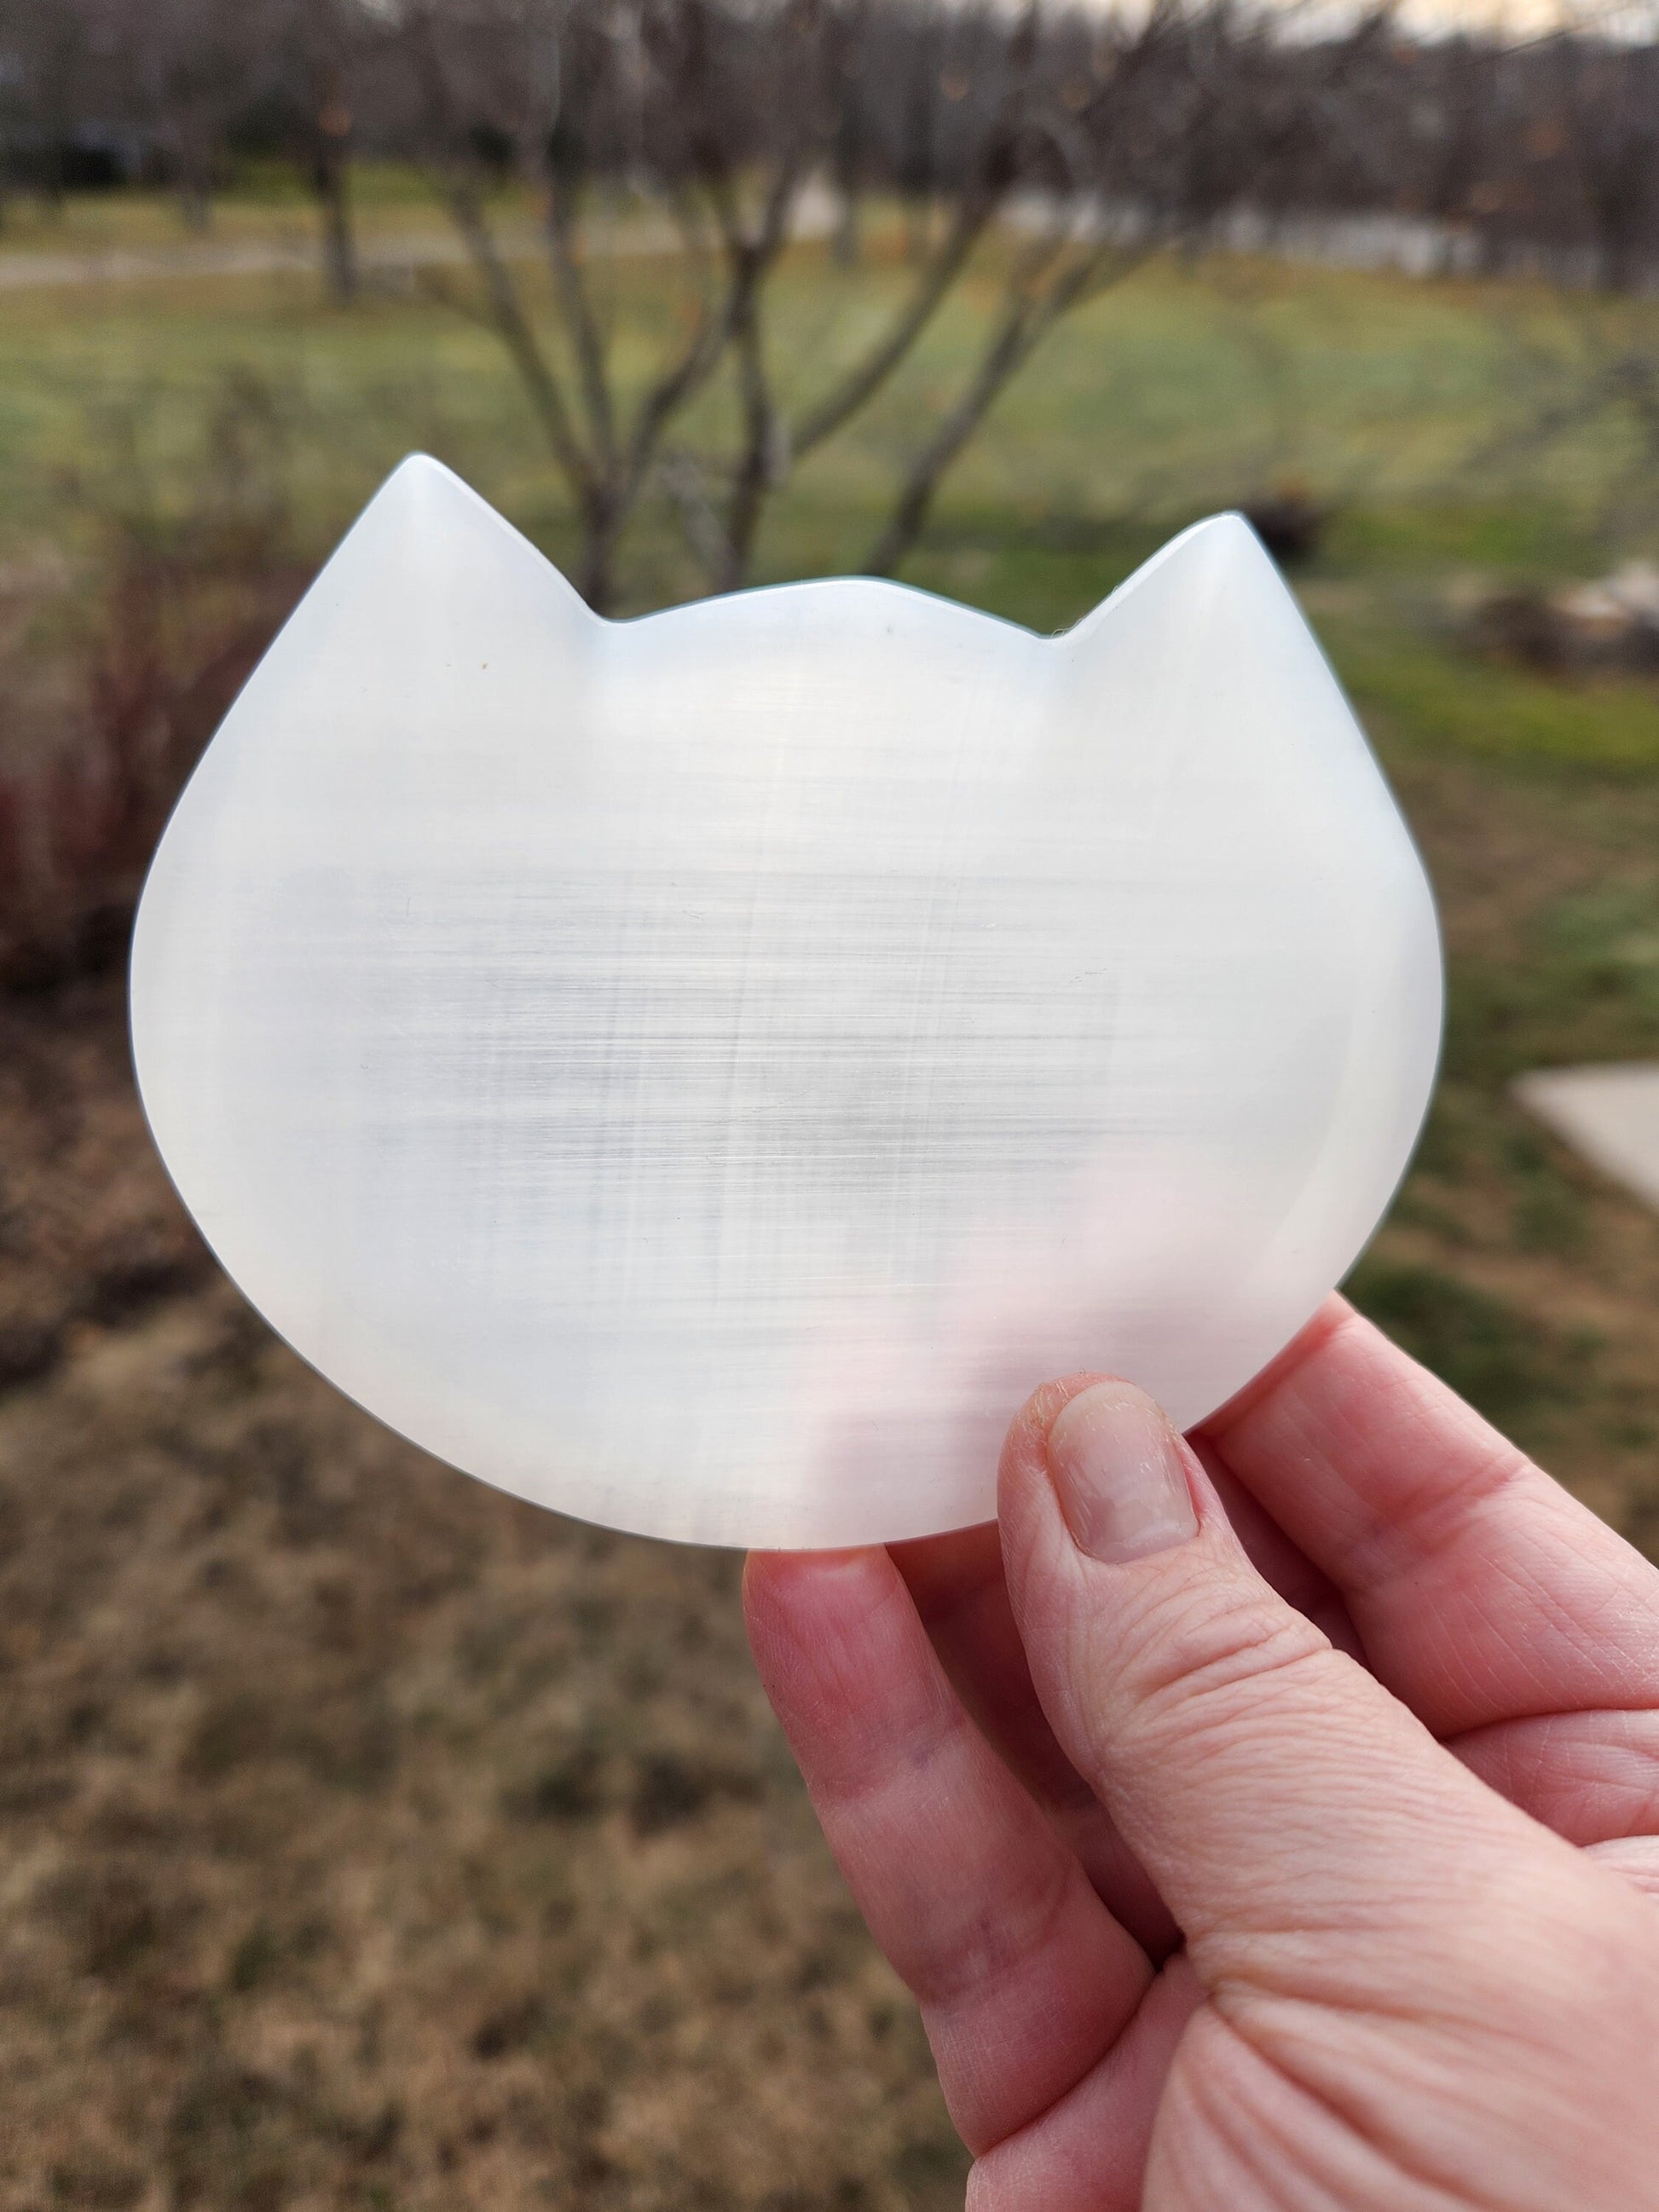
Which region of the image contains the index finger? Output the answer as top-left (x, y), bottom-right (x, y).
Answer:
top-left (1199, 1297), bottom-right (1659, 1740)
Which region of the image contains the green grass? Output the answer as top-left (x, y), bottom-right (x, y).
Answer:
top-left (3, 188), bottom-right (1656, 600)
top-left (1344, 1255), bottom-right (1600, 1426)
top-left (1329, 618), bottom-right (1659, 777)
top-left (6, 179), bottom-right (1659, 1525)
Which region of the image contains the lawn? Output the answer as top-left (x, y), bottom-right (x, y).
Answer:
top-left (1, 187), bottom-right (1657, 2209)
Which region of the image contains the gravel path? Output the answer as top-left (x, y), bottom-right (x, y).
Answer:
top-left (0, 193), bottom-right (837, 291)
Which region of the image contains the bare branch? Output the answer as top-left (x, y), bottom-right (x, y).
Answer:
top-left (656, 448), bottom-right (732, 586)
top-left (542, 182), bottom-right (619, 469)
top-left (865, 234), bottom-right (1155, 579)
top-left (436, 160), bottom-right (596, 501)
top-left (403, 8), bottom-right (594, 503)
top-left (791, 186), bottom-right (1000, 460)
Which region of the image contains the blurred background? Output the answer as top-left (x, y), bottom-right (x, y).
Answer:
top-left (2, 0), bottom-right (1658, 2203)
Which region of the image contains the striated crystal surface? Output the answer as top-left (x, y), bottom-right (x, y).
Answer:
top-left (130, 457), bottom-right (1442, 1547)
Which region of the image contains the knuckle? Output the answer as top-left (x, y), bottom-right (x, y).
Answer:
top-left (914, 1845), bottom-right (1078, 2013)
top-left (1100, 1574), bottom-right (1334, 1745)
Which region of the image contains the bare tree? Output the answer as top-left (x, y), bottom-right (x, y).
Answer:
top-left (826, 0), bottom-right (870, 265)
top-left (869, 0), bottom-right (1276, 574)
top-left (130, 0), bottom-right (253, 228)
top-left (2, 0), bottom-right (107, 218)
top-left (298, 0), bottom-right (364, 304)
top-left (399, 0), bottom-right (1263, 606)
top-left (20, 0), bottom-right (1659, 598)
top-left (402, 0), bottom-right (1036, 605)
top-left (1544, 33), bottom-right (1659, 293)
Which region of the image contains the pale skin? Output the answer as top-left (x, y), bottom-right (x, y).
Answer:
top-left (743, 1297), bottom-right (1659, 2210)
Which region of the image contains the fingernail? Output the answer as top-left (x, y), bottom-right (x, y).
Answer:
top-left (1046, 1383), bottom-right (1199, 1563)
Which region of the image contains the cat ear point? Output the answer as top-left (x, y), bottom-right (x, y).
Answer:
top-left (367, 451), bottom-right (485, 520)
top-left (1060, 510), bottom-right (1284, 645)
top-left (356, 453), bottom-right (594, 618)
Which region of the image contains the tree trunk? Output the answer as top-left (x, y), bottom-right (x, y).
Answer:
top-left (314, 145), bottom-right (358, 305)
top-left (313, 79), bottom-right (358, 307)
top-left (176, 145), bottom-right (212, 233)
top-left (577, 488), bottom-right (625, 616)
top-left (866, 306), bottom-right (1038, 576)
top-left (834, 187), bottom-right (859, 267)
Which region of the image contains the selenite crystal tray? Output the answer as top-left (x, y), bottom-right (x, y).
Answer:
top-left (130, 457), bottom-right (1442, 1549)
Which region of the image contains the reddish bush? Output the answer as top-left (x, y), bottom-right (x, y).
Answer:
top-left (0, 377), bottom-right (310, 993)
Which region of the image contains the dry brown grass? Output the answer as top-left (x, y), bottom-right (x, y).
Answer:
top-left (1355, 749), bottom-right (1659, 1540)
top-left (0, 996), bottom-right (966, 2209)
top-left (0, 731), bottom-right (1657, 2211)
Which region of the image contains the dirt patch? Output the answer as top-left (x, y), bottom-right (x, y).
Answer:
top-left (0, 976), bottom-right (209, 1392)
top-left (0, 1284), bottom-right (967, 2211)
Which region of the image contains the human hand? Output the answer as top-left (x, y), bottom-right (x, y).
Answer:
top-left (744, 1298), bottom-right (1659, 2209)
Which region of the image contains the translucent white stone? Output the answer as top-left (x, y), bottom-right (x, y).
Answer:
top-left (130, 456), bottom-right (1442, 1549)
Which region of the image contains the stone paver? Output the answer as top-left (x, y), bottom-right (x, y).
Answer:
top-left (1515, 1063), bottom-right (1659, 1214)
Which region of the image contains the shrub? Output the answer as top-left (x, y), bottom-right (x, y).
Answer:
top-left (0, 371), bottom-right (309, 992)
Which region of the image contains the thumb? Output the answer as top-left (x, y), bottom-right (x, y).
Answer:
top-left (997, 1374), bottom-right (1568, 1984)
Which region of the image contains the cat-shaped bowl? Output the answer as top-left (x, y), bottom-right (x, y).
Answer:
top-left (130, 457), bottom-right (1441, 1548)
